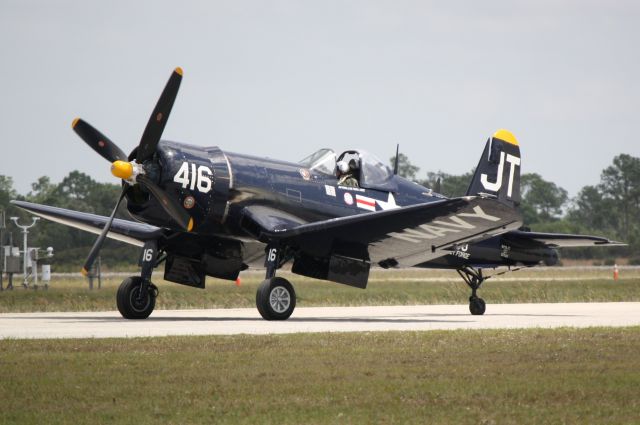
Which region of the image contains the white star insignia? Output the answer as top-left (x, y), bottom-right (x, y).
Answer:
top-left (376, 193), bottom-right (400, 210)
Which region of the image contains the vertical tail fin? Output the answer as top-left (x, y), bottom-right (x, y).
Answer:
top-left (466, 129), bottom-right (521, 207)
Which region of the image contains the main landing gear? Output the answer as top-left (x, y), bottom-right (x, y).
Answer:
top-left (117, 240), bottom-right (159, 320)
top-left (457, 266), bottom-right (487, 316)
top-left (256, 246), bottom-right (296, 320)
top-left (117, 277), bottom-right (158, 319)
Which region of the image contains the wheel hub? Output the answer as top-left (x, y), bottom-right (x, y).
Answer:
top-left (131, 287), bottom-right (151, 312)
top-left (269, 286), bottom-right (290, 313)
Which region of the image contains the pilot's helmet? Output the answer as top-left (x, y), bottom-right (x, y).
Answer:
top-left (337, 160), bottom-right (349, 173)
top-left (348, 159), bottom-right (357, 171)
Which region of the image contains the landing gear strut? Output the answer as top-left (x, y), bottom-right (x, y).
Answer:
top-left (457, 266), bottom-right (486, 316)
top-left (117, 240), bottom-right (159, 320)
top-left (256, 246), bottom-right (296, 320)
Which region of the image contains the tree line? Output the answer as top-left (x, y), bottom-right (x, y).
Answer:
top-left (1, 151), bottom-right (638, 269)
top-left (0, 172), bottom-right (137, 271)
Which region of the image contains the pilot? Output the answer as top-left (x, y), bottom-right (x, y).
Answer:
top-left (337, 159), bottom-right (359, 187)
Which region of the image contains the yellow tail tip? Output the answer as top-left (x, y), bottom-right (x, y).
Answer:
top-left (175, 67), bottom-right (183, 76)
top-left (493, 129), bottom-right (518, 146)
top-left (72, 118), bottom-right (80, 129)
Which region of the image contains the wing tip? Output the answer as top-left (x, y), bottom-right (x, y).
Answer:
top-left (597, 240), bottom-right (627, 246)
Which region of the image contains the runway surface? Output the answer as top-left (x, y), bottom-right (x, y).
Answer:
top-left (1, 302), bottom-right (639, 339)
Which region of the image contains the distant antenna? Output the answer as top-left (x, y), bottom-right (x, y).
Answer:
top-left (393, 144), bottom-right (399, 175)
top-left (434, 177), bottom-right (442, 193)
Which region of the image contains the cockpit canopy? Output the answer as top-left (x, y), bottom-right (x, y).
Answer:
top-left (298, 148), bottom-right (336, 176)
top-left (299, 148), bottom-right (397, 192)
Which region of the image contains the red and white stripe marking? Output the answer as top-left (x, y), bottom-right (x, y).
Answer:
top-left (355, 194), bottom-right (376, 211)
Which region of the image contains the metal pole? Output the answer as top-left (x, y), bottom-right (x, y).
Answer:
top-left (22, 228), bottom-right (27, 287)
top-left (10, 217), bottom-right (39, 288)
top-left (7, 231), bottom-right (13, 290)
top-left (98, 256), bottom-right (102, 289)
top-left (33, 249), bottom-right (38, 289)
top-left (0, 210), bottom-right (5, 290)
top-left (88, 260), bottom-right (93, 290)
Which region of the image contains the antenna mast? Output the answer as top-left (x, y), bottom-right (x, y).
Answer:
top-left (393, 144), bottom-right (399, 175)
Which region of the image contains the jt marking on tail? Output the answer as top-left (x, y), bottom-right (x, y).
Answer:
top-left (466, 129), bottom-right (522, 206)
top-left (480, 151), bottom-right (521, 198)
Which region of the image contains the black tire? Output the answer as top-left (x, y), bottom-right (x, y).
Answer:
top-left (117, 277), bottom-right (156, 319)
top-left (256, 277), bottom-right (296, 321)
top-left (469, 297), bottom-right (486, 316)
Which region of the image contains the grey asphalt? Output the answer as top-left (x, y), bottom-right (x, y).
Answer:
top-left (1, 302), bottom-right (639, 339)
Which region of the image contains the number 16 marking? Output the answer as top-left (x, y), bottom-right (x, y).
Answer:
top-left (267, 248), bottom-right (277, 263)
top-left (143, 249), bottom-right (154, 262)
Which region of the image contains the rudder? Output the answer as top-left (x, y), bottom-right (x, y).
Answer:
top-left (466, 129), bottom-right (521, 206)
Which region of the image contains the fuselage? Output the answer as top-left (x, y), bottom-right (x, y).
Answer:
top-left (124, 140), bottom-right (558, 272)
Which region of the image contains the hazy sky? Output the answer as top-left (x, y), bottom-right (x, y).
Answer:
top-left (1, 0), bottom-right (638, 197)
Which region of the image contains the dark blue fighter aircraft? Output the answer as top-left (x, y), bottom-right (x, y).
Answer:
top-left (12, 68), bottom-right (622, 320)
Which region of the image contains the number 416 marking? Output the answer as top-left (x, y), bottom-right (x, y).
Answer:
top-left (173, 162), bottom-right (213, 193)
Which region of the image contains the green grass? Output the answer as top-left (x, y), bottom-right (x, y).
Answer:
top-left (1, 328), bottom-right (639, 424)
top-left (1, 268), bottom-right (639, 313)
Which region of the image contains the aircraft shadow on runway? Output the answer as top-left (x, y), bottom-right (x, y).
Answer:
top-left (10, 311), bottom-right (584, 325)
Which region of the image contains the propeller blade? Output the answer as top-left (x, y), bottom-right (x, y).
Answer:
top-left (136, 67), bottom-right (183, 163)
top-left (137, 174), bottom-right (193, 231)
top-left (72, 118), bottom-right (128, 163)
top-left (81, 188), bottom-right (127, 275)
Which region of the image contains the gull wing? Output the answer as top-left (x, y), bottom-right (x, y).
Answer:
top-left (11, 200), bottom-right (164, 247)
top-left (245, 196), bottom-right (522, 266)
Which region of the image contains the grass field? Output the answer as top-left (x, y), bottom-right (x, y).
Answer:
top-left (1, 267), bottom-right (639, 313)
top-left (2, 269), bottom-right (639, 424)
top-left (0, 327), bottom-right (639, 424)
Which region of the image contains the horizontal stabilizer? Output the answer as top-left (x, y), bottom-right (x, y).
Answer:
top-left (506, 229), bottom-right (626, 248)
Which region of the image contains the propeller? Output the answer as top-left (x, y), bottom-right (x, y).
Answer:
top-left (137, 174), bottom-right (193, 231)
top-left (81, 188), bottom-right (127, 275)
top-left (75, 68), bottom-right (192, 275)
top-left (72, 118), bottom-right (128, 162)
top-left (137, 67), bottom-right (183, 163)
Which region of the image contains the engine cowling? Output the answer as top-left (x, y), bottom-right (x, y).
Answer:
top-left (126, 141), bottom-right (231, 232)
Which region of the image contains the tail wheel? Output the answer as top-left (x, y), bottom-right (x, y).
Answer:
top-left (117, 276), bottom-right (157, 319)
top-left (256, 277), bottom-right (296, 321)
top-left (469, 296), bottom-right (486, 316)
top-left (458, 267), bottom-right (488, 316)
